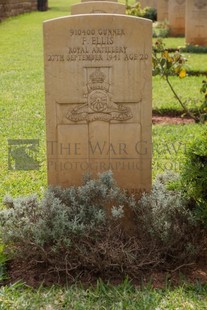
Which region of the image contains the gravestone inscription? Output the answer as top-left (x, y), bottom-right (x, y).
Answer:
top-left (44, 13), bottom-right (152, 195)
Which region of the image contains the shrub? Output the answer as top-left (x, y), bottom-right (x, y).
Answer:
top-left (153, 39), bottom-right (207, 123)
top-left (181, 134), bottom-right (207, 226)
top-left (126, 3), bottom-right (157, 22)
top-left (153, 20), bottom-right (169, 38)
top-left (126, 2), bottom-right (143, 17)
top-left (134, 173), bottom-right (199, 263)
top-left (143, 6), bottom-right (157, 22)
top-left (0, 171), bottom-right (205, 282)
top-left (1, 171), bottom-right (127, 254)
top-left (180, 45), bottom-right (207, 54)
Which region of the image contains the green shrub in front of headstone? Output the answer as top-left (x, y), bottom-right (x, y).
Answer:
top-left (0, 171), bottom-right (204, 280)
top-left (181, 134), bottom-right (207, 226)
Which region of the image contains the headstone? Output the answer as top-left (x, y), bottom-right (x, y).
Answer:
top-left (82, 0), bottom-right (117, 2)
top-left (185, 0), bottom-right (207, 46)
top-left (71, 1), bottom-right (125, 15)
top-left (168, 0), bottom-right (185, 36)
top-left (38, 0), bottom-right (48, 12)
top-left (138, 0), bottom-right (157, 9)
top-left (44, 11), bottom-right (152, 195)
top-left (157, 0), bottom-right (169, 21)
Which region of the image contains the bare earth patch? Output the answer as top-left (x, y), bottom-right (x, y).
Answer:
top-left (3, 260), bottom-right (207, 288)
top-left (152, 116), bottom-right (195, 125)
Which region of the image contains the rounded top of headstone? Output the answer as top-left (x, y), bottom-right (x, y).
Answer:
top-left (175, 0), bottom-right (185, 5)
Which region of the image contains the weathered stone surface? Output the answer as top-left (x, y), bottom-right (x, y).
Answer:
top-left (185, 0), bottom-right (207, 46)
top-left (71, 1), bottom-right (125, 15)
top-left (157, 0), bottom-right (168, 21)
top-left (168, 0), bottom-right (185, 36)
top-left (44, 14), bottom-right (152, 195)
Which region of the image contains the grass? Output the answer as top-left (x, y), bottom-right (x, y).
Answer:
top-left (184, 53), bottom-right (207, 72)
top-left (152, 123), bottom-right (206, 177)
top-left (153, 75), bottom-right (205, 113)
top-left (0, 280), bottom-right (207, 309)
top-left (0, 244), bottom-right (7, 284)
top-left (153, 38), bottom-right (207, 73)
top-left (153, 37), bottom-right (185, 49)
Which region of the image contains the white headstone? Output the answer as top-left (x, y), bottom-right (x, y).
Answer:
top-left (44, 12), bottom-right (152, 195)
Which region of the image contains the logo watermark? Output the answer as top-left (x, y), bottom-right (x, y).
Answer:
top-left (8, 139), bottom-right (40, 171)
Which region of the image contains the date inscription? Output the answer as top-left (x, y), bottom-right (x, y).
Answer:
top-left (47, 28), bottom-right (149, 63)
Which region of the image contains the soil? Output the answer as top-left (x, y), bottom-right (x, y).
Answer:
top-left (152, 115), bottom-right (195, 125)
top-left (3, 259), bottom-right (207, 288)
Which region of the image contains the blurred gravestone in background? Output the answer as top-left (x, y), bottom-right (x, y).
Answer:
top-left (38, 0), bottom-right (48, 11)
top-left (185, 0), bottom-right (207, 46)
top-left (168, 0), bottom-right (185, 36)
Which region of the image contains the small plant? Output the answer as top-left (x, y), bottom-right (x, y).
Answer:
top-left (153, 39), bottom-right (207, 123)
top-left (180, 44), bottom-right (207, 54)
top-left (143, 6), bottom-right (157, 22)
top-left (200, 80), bottom-right (207, 123)
top-left (153, 20), bottom-right (169, 38)
top-left (1, 171), bottom-right (127, 256)
top-left (126, 3), bottom-right (157, 22)
top-left (126, 2), bottom-right (143, 17)
top-left (181, 134), bottom-right (207, 226)
top-left (134, 173), bottom-right (199, 263)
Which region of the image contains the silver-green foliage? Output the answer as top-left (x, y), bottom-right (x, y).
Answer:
top-left (0, 171), bottom-right (202, 276)
top-left (135, 173), bottom-right (198, 261)
top-left (0, 171), bottom-right (127, 256)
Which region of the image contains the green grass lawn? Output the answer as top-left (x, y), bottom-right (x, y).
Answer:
top-left (153, 75), bottom-right (205, 113)
top-left (159, 37), bottom-right (186, 49)
top-left (0, 0), bottom-right (207, 305)
top-left (152, 123), bottom-right (206, 177)
top-left (184, 53), bottom-right (207, 72)
top-left (1, 280), bottom-right (207, 309)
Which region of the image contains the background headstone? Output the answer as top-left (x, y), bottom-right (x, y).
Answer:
top-left (185, 0), bottom-right (207, 46)
top-left (71, 1), bottom-right (125, 15)
top-left (44, 14), bottom-right (152, 195)
top-left (157, 0), bottom-right (168, 21)
top-left (168, 0), bottom-right (185, 36)
top-left (138, 0), bottom-right (157, 9)
top-left (82, 0), bottom-right (117, 2)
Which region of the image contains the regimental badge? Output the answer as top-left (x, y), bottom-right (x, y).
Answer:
top-left (66, 67), bottom-right (133, 122)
